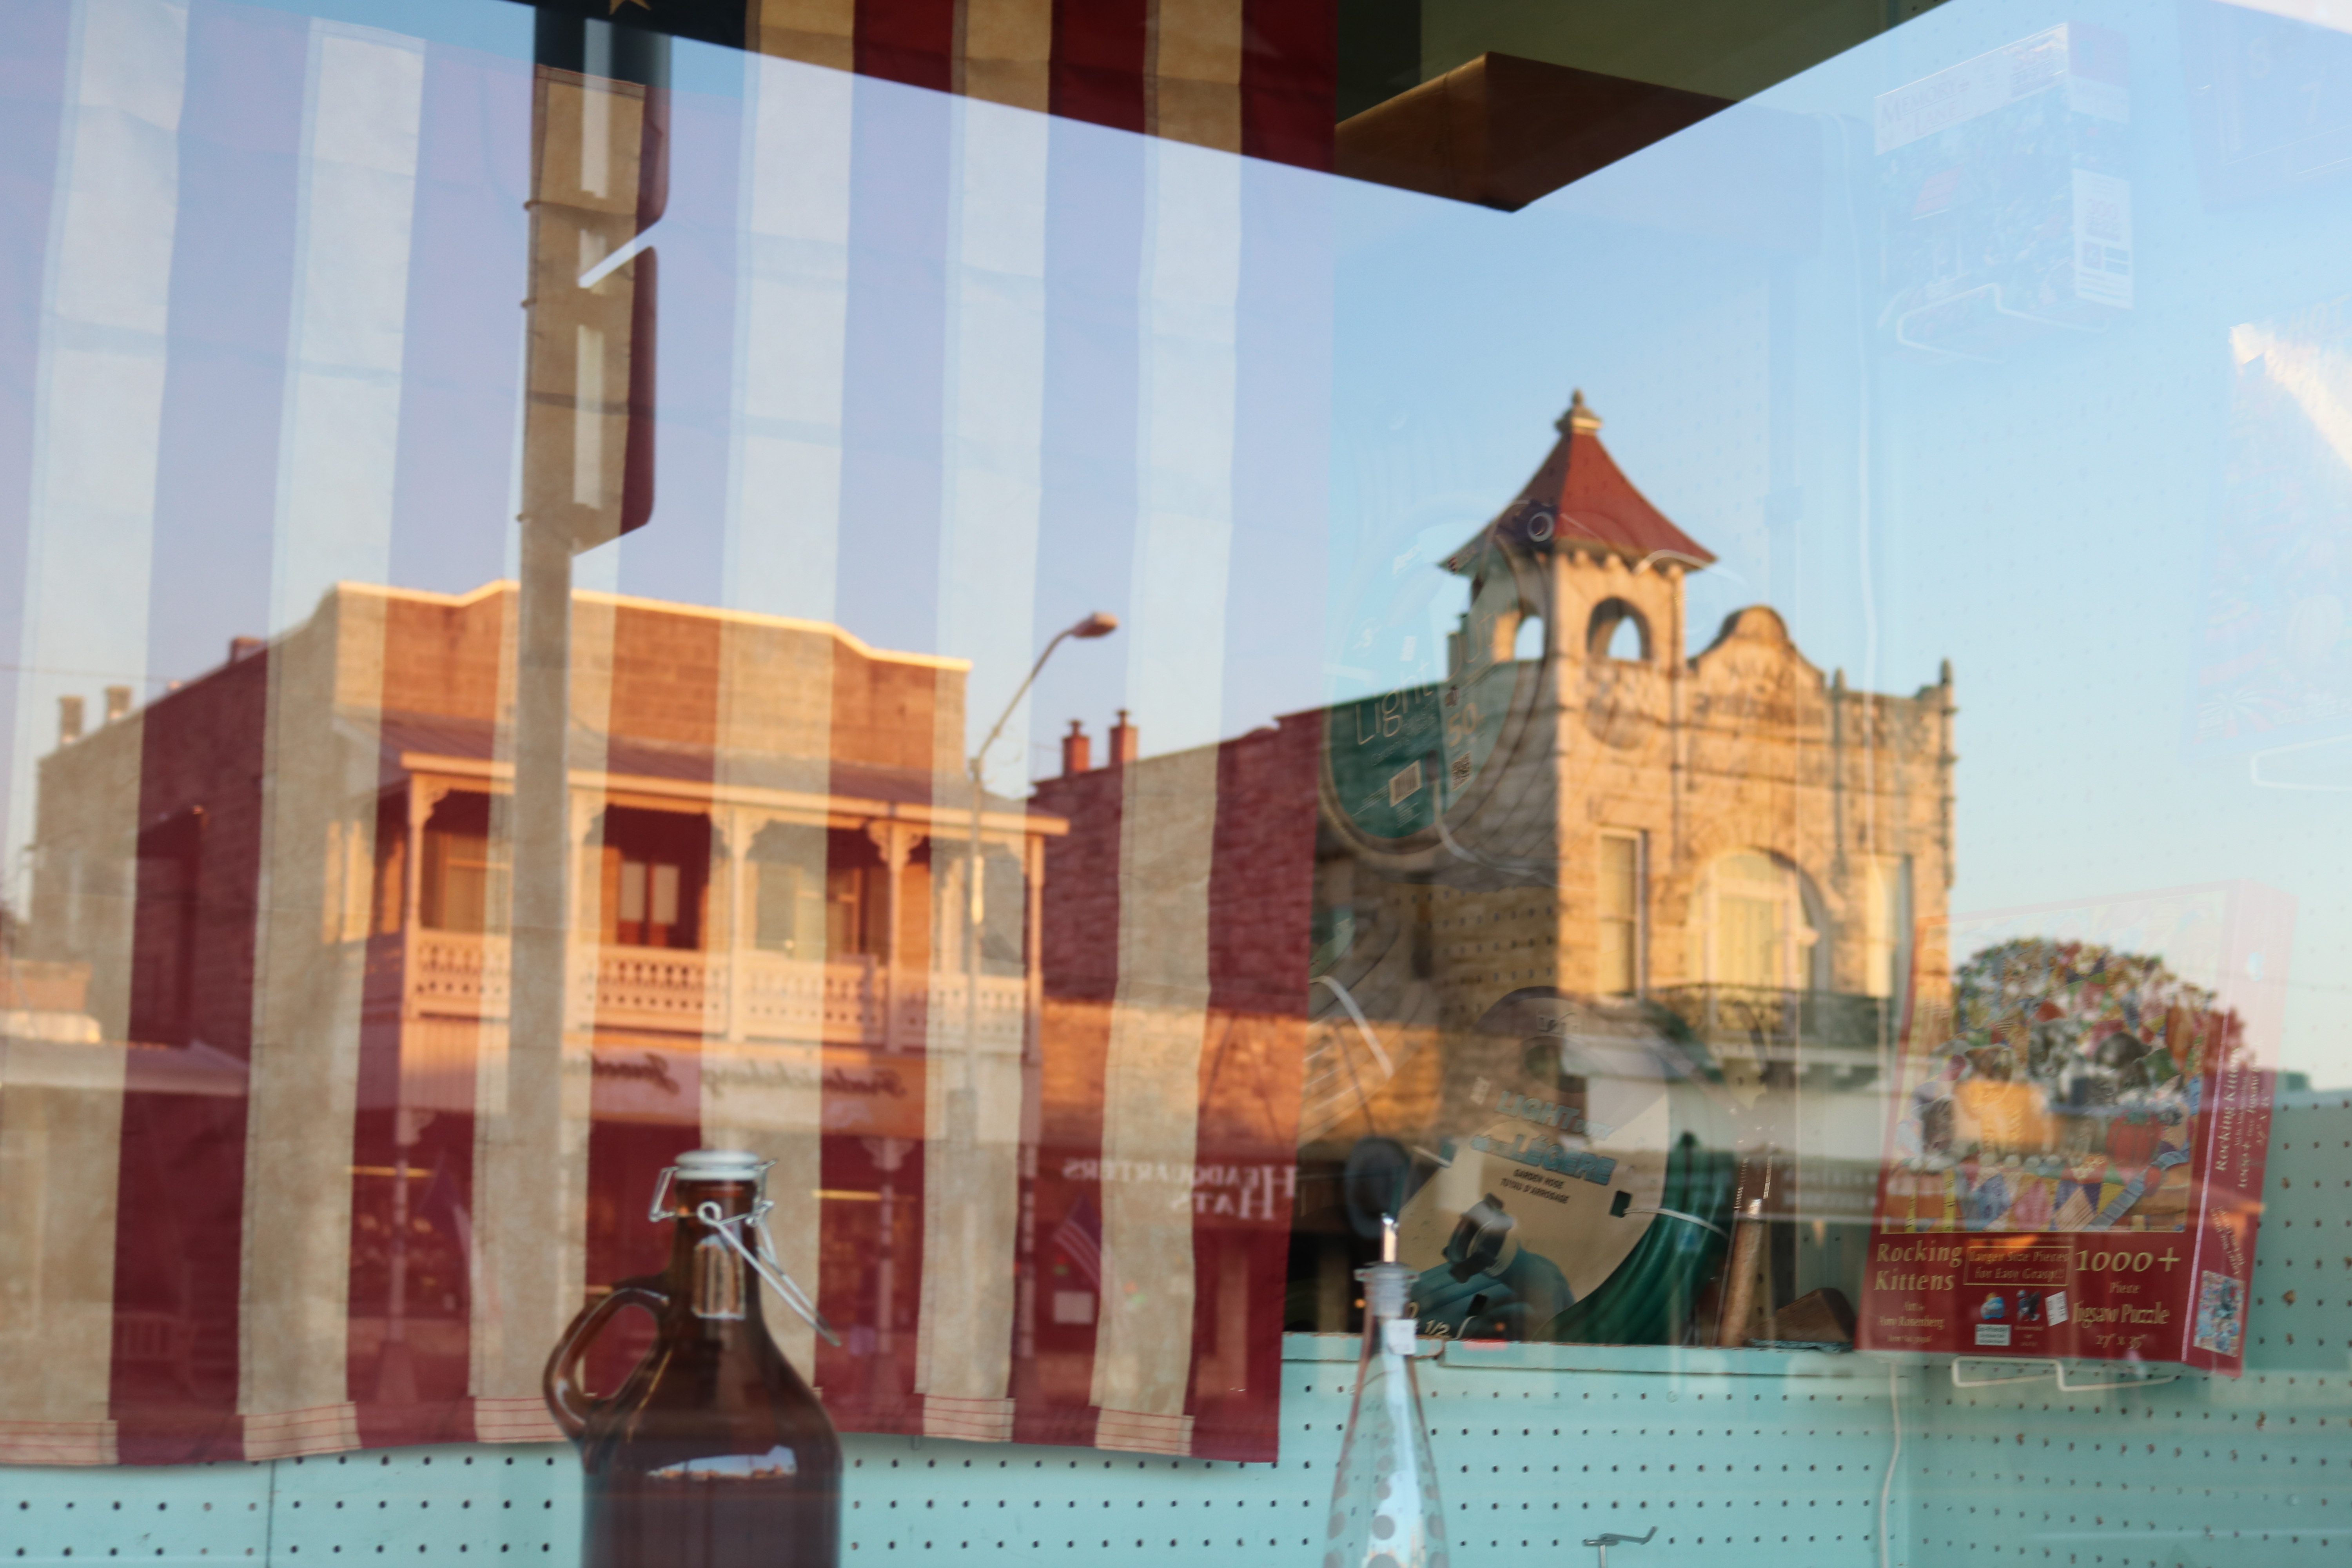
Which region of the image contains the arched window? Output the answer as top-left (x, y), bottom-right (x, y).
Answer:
top-left (1690, 850), bottom-right (1825, 991)
top-left (1512, 610), bottom-right (1544, 662)
top-left (1586, 597), bottom-right (1650, 663)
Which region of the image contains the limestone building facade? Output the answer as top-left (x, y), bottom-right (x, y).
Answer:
top-left (1290, 394), bottom-right (1956, 1114)
top-left (1027, 395), bottom-right (1957, 1335)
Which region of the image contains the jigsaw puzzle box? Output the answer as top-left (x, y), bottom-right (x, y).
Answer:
top-left (1859, 882), bottom-right (2289, 1372)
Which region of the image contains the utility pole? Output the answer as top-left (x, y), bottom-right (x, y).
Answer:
top-left (477, 7), bottom-right (665, 1410)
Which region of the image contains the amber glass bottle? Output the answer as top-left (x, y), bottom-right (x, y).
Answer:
top-left (545, 1150), bottom-right (842, 1568)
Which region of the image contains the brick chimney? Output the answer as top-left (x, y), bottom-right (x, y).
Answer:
top-left (1108, 708), bottom-right (1138, 766)
top-left (229, 636), bottom-right (265, 662)
top-left (103, 685), bottom-right (132, 724)
top-left (1060, 720), bottom-right (1091, 777)
top-left (57, 695), bottom-right (83, 746)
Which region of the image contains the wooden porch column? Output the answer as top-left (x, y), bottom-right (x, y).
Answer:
top-left (403, 780), bottom-right (430, 932)
top-left (722, 805), bottom-right (746, 1044)
top-left (566, 791), bottom-right (605, 1038)
top-left (866, 820), bottom-right (916, 1050)
top-left (400, 779), bottom-right (450, 1029)
top-left (1022, 831), bottom-right (1045, 1060)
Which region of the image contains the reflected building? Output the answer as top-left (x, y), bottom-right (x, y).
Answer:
top-left (1312, 392), bottom-right (1954, 1036)
top-left (1034, 395), bottom-right (1958, 1341)
top-left (22, 581), bottom-right (1058, 1438)
top-left (29, 579), bottom-right (1051, 1062)
top-left (12, 398), bottom-right (1962, 1437)
top-left (1325, 392), bottom-right (1956, 1334)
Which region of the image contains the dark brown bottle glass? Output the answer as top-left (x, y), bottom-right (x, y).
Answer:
top-left (545, 1150), bottom-right (842, 1568)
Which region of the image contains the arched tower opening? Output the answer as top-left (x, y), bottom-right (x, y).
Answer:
top-left (1586, 597), bottom-right (1651, 663)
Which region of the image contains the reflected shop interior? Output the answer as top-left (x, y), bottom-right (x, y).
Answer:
top-left (4, 0), bottom-right (2352, 1565)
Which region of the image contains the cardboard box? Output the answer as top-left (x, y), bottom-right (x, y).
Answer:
top-left (1859, 882), bottom-right (2290, 1373)
top-left (1876, 22), bottom-right (2132, 361)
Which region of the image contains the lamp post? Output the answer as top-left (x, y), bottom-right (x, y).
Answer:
top-left (960, 612), bottom-right (1118, 1123)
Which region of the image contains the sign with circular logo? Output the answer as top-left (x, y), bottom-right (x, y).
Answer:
top-left (1319, 521), bottom-right (1548, 861)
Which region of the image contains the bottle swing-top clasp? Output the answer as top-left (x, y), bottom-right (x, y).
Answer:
top-left (649, 1159), bottom-right (842, 1347)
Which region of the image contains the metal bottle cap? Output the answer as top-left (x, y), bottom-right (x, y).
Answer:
top-left (674, 1149), bottom-right (768, 1181)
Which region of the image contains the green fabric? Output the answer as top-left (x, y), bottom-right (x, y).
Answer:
top-left (1539, 1129), bottom-right (1736, 1346)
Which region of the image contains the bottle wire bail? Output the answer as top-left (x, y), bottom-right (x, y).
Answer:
top-left (649, 1161), bottom-right (842, 1345)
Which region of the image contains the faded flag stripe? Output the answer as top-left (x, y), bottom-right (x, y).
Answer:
top-left (242, 16), bottom-right (426, 1462)
top-left (1186, 717), bottom-right (1316, 1458)
top-left (915, 85), bottom-right (1050, 1439)
top-left (1145, 0), bottom-right (1243, 154)
top-left (1182, 145), bottom-right (1327, 1457)
top-left (0, 2), bottom-right (1336, 1467)
top-left (0, 0), bottom-right (100, 1470)
top-left (348, 29), bottom-right (535, 1457)
top-left (1048, 0), bottom-right (1145, 133)
top-left (1020, 729), bottom-right (1123, 1450)
top-left (1087, 131), bottom-right (1240, 1453)
top-left (957, 0), bottom-right (1051, 113)
top-left (702, 45), bottom-right (858, 1384)
top-left (41, 0), bottom-right (196, 1467)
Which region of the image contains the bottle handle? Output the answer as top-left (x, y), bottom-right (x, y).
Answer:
top-left (542, 1276), bottom-right (668, 1442)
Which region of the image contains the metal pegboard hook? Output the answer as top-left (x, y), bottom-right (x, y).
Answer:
top-left (1583, 1526), bottom-right (1655, 1566)
top-left (1949, 1357), bottom-right (2181, 1391)
top-left (1951, 1357), bottom-right (2053, 1388)
top-left (2055, 1360), bottom-right (2179, 1392)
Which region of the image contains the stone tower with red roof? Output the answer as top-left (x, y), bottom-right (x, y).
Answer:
top-left (1452, 390), bottom-right (1953, 991)
top-left (1291, 393), bottom-right (1958, 1166)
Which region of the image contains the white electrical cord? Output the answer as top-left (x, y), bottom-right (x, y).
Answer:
top-left (1879, 1358), bottom-right (1902, 1568)
top-left (1312, 974), bottom-right (1394, 1078)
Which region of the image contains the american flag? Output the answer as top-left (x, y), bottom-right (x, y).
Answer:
top-left (0, 0), bottom-right (1333, 1466)
top-left (1050, 1192), bottom-right (1102, 1286)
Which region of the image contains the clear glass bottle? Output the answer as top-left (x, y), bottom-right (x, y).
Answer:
top-left (1325, 1218), bottom-right (1448, 1568)
top-left (545, 1149), bottom-right (841, 1568)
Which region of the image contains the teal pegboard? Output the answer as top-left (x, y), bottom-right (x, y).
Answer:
top-left (1893, 1093), bottom-right (2352, 1568)
top-left (0, 1348), bottom-right (1899, 1568)
top-left (8, 1099), bottom-right (2348, 1568)
top-left (265, 1450), bottom-right (578, 1563)
top-left (2, 1455), bottom-right (274, 1560)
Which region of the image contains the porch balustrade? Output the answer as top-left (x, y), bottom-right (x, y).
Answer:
top-left (394, 931), bottom-right (1029, 1049)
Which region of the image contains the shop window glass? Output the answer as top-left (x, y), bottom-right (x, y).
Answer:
top-left (419, 792), bottom-right (506, 934)
top-left (1695, 849), bottom-right (1822, 991)
top-left (596, 808), bottom-right (709, 950)
top-left (1, 0), bottom-right (2347, 1555)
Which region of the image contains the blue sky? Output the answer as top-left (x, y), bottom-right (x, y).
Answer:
top-left (11, 0), bottom-right (2351, 1080)
top-left (1322, 0), bottom-right (2352, 1081)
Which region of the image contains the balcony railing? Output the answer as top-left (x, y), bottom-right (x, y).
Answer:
top-left (395, 931), bottom-right (1030, 1049)
top-left (1649, 984), bottom-right (1896, 1060)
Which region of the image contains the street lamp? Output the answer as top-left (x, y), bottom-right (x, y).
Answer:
top-left (960, 612), bottom-right (1118, 1125)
